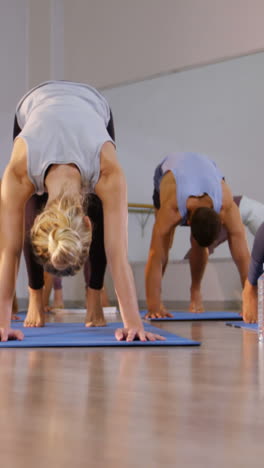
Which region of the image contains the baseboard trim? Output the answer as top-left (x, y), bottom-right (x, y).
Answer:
top-left (17, 299), bottom-right (241, 311)
top-left (138, 300), bottom-right (241, 311)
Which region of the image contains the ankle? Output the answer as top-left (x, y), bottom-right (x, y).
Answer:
top-left (244, 279), bottom-right (257, 293)
top-left (54, 290), bottom-right (63, 301)
top-left (28, 287), bottom-right (43, 298)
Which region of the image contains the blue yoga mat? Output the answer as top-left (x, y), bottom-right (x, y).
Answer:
top-left (0, 322), bottom-right (201, 348)
top-left (226, 321), bottom-right (258, 331)
top-left (140, 310), bottom-right (242, 321)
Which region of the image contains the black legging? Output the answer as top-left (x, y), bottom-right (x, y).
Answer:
top-left (14, 110), bottom-right (115, 290)
top-left (248, 222), bottom-right (264, 285)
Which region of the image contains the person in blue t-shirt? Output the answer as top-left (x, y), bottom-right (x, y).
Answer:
top-left (145, 153), bottom-right (250, 320)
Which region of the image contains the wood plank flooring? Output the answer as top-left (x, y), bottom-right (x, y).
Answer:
top-left (0, 311), bottom-right (263, 468)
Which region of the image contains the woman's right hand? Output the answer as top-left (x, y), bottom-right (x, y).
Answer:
top-left (0, 327), bottom-right (24, 342)
top-left (115, 326), bottom-right (166, 342)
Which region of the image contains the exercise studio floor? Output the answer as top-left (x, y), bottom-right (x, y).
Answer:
top-left (0, 309), bottom-right (263, 468)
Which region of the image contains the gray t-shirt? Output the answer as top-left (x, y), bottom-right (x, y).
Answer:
top-left (239, 195), bottom-right (264, 236)
top-left (15, 80), bottom-right (114, 194)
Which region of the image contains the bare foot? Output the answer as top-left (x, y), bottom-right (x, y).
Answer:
top-left (24, 288), bottom-right (45, 327)
top-left (50, 301), bottom-right (65, 309)
top-left (159, 302), bottom-right (173, 317)
top-left (242, 279), bottom-right (257, 323)
top-left (85, 287), bottom-right (106, 327)
top-left (189, 288), bottom-right (204, 313)
top-left (145, 303), bottom-right (173, 319)
top-left (85, 316), bottom-right (107, 327)
top-left (43, 284), bottom-right (64, 312)
top-left (43, 305), bottom-right (57, 314)
top-left (50, 289), bottom-right (64, 310)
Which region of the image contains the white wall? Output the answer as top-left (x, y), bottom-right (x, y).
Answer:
top-left (63, 0), bottom-right (264, 88)
top-left (1, 1), bottom-right (264, 302)
top-left (63, 53), bottom-right (264, 304)
top-left (0, 0), bottom-right (29, 175)
top-left (27, 0), bottom-right (51, 88)
top-left (131, 259), bottom-right (241, 306)
top-left (0, 1), bottom-right (29, 299)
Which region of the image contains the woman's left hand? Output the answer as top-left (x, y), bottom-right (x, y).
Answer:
top-left (115, 327), bottom-right (166, 342)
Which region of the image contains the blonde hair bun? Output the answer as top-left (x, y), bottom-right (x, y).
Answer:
top-left (48, 227), bottom-right (83, 271)
top-left (31, 194), bottom-right (92, 276)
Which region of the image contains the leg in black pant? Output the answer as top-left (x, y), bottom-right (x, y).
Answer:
top-left (107, 110), bottom-right (115, 141)
top-left (85, 194), bottom-right (107, 290)
top-left (84, 110), bottom-right (115, 325)
top-left (24, 193), bottom-right (48, 290)
top-left (84, 192), bottom-right (108, 327)
top-left (23, 193), bottom-right (48, 326)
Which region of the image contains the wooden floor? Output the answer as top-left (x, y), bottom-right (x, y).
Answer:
top-left (0, 310), bottom-right (263, 468)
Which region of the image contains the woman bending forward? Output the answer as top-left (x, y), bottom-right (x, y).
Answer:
top-left (0, 80), bottom-right (163, 343)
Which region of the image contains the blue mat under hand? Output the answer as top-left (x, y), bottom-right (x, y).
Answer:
top-left (226, 321), bottom-right (258, 331)
top-left (0, 322), bottom-right (201, 348)
top-left (140, 310), bottom-right (242, 321)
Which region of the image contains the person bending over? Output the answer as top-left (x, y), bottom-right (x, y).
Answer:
top-left (242, 222), bottom-right (264, 323)
top-left (24, 192), bottom-right (109, 327)
top-left (0, 80), bottom-right (163, 342)
top-left (145, 152), bottom-right (250, 318)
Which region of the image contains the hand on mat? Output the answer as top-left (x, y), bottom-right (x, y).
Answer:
top-left (145, 303), bottom-right (173, 319)
top-left (115, 327), bottom-right (166, 342)
top-left (242, 279), bottom-right (257, 323)
top-left (189, 288), bottom-right (204, 313)
top-left (0, 327), bottom-right (24, 342)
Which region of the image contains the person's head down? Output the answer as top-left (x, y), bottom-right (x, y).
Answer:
top-left (31, 195), bottom-right (92, 276)
top-left (190, 207), bottom-right (221, 247)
